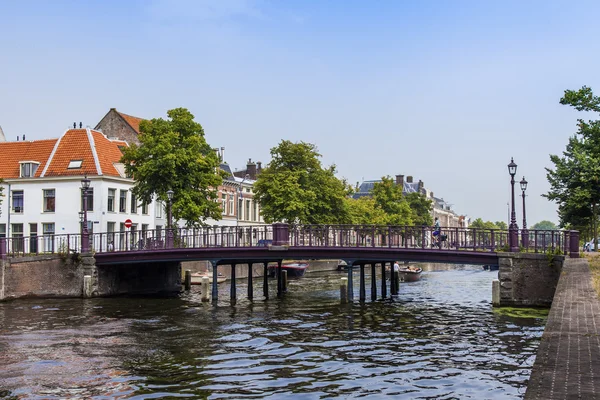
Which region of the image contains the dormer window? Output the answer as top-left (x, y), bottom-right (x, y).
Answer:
top-left (19, 161), bottom-right (39, 178)
top-left (68, 160), bottom-right (83, 169)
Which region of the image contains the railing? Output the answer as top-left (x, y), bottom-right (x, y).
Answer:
top-left (0, 224), bottom-right (580, 258)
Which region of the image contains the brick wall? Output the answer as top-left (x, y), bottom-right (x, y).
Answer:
top-left (95, 109), bottom-right (140, 145)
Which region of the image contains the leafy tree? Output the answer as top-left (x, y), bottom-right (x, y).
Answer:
top-left (494, 221), bottom-right (508, 230)
top-left (253, 140), bottom-right (349, 224)
top-left (405, 192), bottom-right (433, 226)
top-left (345, 197), bottom-right (387, 225)
top-left (545, 86), bottom-right (600, 248)
top-left (530, 220), bottom-right (558, 230)
top-left (120, 108), bottom-right (224, 227)
top-left (469, 218), bottom-right (502, 230)
top-left (371, 176), bottom-right (413, 225)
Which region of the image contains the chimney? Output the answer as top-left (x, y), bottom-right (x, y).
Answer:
top-left (430, 192), bottom-right (434, 198)
top-left (246, 158), bottom-right (257, 180)
top-left (220, 147), bottom-right (225, 162)
top-left (0, 125), bottom-right (5, 142)
top-left (73, 122), bottom-right (76, 129)
top-left (418, 179), bottom-right (424, 193)
top-left (406, 176), bottom-right (413, 183)
top-left (22, 134), bottom-right (25, 141)
top-left (16, 136), bottom-right (19, 141)
top-left (395, 174), bottom-right (404, 187)
top-left (257, 161), bottom-right (262, 174)
top-left (79, 122), bottom-right (82, 129)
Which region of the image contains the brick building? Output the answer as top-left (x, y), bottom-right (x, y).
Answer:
top-left (95, 108), bottom-right (145, 146)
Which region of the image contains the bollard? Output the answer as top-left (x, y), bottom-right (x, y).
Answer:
top-left (201, 276), bottom-right (210, 302)
top-left (340, 277), bottom-right (348, 303)
top-left (83, 275), bottom-right (92, 298)
top-left (282, 270), bottom-right (288, 292)
top-left (492, 279), bottom-right (500, 306)
top-left (184, 270), bottom-right (192, 290)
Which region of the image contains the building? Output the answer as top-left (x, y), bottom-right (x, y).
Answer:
top-left (95, 108), bottom-right (145, 146)
top-left (353, 174), bottom-right (469, 228)
top-left (0, 127), bottom-right (164, 251)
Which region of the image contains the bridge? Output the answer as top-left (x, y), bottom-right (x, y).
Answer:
top-left (0, 223), bottom-right (580, 302)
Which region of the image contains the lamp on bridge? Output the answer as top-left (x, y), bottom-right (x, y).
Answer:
top-left (167, 189), bottom-right (174, 248)
top-left (507, 158), bottom-right (519, 252)
top-left (81, 174), bottom-right (91, 253)
top-left (520, 176), bottom-right (528, 247)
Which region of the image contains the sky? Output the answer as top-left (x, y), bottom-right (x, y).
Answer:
top-left (2, 0), bottom-right (600, 226)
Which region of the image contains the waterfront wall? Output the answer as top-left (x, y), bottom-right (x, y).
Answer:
top-left (497, 252), bottom-right (564, 307)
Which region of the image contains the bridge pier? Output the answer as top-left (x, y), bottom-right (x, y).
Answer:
top-left (359, 264), bottom-right (365, 302)
top-left (381, 262), bottom-right (387, 298)
top-left (263, 262), bottom-right (269, 299)
top-left (230, 263), bottom-right (237, 302)
top-left (248, 263), bottom-right (253, 300)
top-left (277, 260), bottom-right (283, 298)
top-left (210, 260), bottom-right (218, 304)
top-left (370, 263), bottom-right (377, 301)
top-left (347, 262), bottom-right (354, 301)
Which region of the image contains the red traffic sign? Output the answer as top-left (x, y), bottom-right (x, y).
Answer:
top-left (124, 219), bottom-right (132, 228)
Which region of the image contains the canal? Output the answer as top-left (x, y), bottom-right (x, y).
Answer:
top-left (0, 264), bottom-right (546, 399)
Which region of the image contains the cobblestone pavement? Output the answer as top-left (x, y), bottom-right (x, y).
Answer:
top-left (525, 258), bottom-right (600, 400)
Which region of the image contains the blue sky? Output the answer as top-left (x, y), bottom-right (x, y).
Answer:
top-left (2, 0), bottom-right (600, 226)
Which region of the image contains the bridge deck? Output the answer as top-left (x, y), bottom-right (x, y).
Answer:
top-left (525, 258), bottom-right (600, 399)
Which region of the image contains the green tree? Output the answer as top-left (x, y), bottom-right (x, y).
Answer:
top-left (253, 140), bottom-right (349, 224)
top-left (469, 218), bottom-right (501, 230)
top-left (545, 86), bottom-right (600, 247)
top-left (345, 197), bottom-right (387, 225)
top-left (494, 221), bottom-right (508, 230)
top-left (405, 192), bottom-right (433, 226)
top-left (120, 108), bottom-right (224, 227)
top-left (371, 176), bottom-right (413, 225)
top-left (530, 220), bottom-right (558, 230)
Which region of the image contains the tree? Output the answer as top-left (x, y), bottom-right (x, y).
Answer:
top-left (494, 221), bottom-right (508, 230)
top-left (530, 220), bottom-right (558, 231)
top-left (345, 197), bottom-right (387, 225)
top-left (405, 192), bottom-right (433, 227)
top-left (469, 218), bottom-right (501, 230)
top-left (371, 176), bottom-right (413, 225)
top-left (253, 140), bottom-right (349, 224)
top-left (545, 86), bottom-right (600, 248)
top-left (120, 108), bottom-right (224, 227)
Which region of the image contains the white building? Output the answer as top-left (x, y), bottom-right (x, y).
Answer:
top-left (0, 127), bottom-right (164, 252)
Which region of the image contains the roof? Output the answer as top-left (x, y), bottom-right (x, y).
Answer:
top-left (0, 128), bottom-right (128, 179)
top-left (352, 179), bottom-right (422, 199)
top-left (117, 111), bottom-right (144, 134)
top-left (0, 139), bottom-right (58, 178)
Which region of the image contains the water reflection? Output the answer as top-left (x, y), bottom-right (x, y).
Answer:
top-left (0, 264), bottom-right (544, 399)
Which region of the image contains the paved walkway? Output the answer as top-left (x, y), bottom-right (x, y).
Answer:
top-left (525, 258), bottom-right (600, 399)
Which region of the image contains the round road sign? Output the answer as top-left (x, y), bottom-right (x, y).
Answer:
top-left (124, 219), bottom-right (132, 228)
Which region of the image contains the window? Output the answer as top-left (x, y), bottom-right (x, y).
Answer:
top-left (30, 223), bottom-right (38, 254)
top-left (155, 201), bottom-right (164, 219)
top-left (42, 223), bottom-right (55, 252)
top-left (221, 193), bottom-right (227, 215)
top-left (238, 198), bottom-right (243, 220)
top-left (253, 201), bottom-right (257, 222)
top-left (131, 193), bottom-right (137, 214)
top-left (80, 187), bottom-right (94, 211)
top-left (228, 195), bottom-right (234, 216)
top-left (141, 202), bottom-right (148, 215)
top-left (19, 162), bottom-right (39, 178)
top-left (245, 200), bottom-right (251, 221)
top-left (67, 160), bottom-right (82, 169)
top-left (119, 190), bottom-right (127, 212)
top-left (107, 222), bottom-right (116, 251)
top-left (12, 190), bottom-right (24, 213)
top-left (12, 223), bottom-right (23, 253)
top-left (108, 189), bottom-right (115, 212)
top-left (0, 224), bottom-right (5, 238)
top-left (43, 189), bottom-right (55, 212)
top-left (107, 222), bottom-right (115, 234)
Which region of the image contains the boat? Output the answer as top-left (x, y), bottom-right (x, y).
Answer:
top-left (267, 262), bottom-right (309, 278)
top-left (190, 272), bottom-right (226, 285)
top-left (397, 266), bottom-right (422, 282)
top-left (482, 264), bottom-right (499, 271)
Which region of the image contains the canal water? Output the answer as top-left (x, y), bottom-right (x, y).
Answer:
top-left (0, 264), bottom-right (546, 399)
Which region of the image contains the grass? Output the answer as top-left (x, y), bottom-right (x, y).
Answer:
top-left (585, 253), bottom-right (600, 298)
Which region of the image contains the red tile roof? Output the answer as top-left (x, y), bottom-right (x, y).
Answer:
top-left (0, 128), bottom-right (128, 179)
top-left (117, 111), bottom-right (144, 134)
top-left (0, 139), bottom-right (57, 179)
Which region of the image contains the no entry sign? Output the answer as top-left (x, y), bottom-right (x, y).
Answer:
top-left (124, 219), bottom-right (132, 228)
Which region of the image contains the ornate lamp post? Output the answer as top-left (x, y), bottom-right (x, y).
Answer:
top-left (508, 158), bottom-right (519, 252)
top-left (167, 190), bottom-right (174, 248)
top-left (520, 177), bottom-right (528, 247)
top-left (81, 174), bottom-right (91, 253)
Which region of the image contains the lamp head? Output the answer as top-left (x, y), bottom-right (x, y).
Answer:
top-left (78, 211), bottom-right (84, 222)
top-left (520, 176), bottom-right (528, 191)
top-left (167, 190), bottom-right (174, 201)
top-left (81, 174), bottom-right (91, 189)
top-left (507, 158), bottom-right (517, 177)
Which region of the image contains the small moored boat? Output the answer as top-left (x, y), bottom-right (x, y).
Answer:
top-left (190, 272), bottom-right (226, 285)
top-left (267, 262), bottom-right (309, 278)
top-left (397, 266), bottom-right (422, 282)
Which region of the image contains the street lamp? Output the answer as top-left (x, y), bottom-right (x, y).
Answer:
top-left (166, 189), bottom-right (174, 248)
top-left (520, 177), bottom-right (528, 247)
top-left (507, 158), bottom-right (519, 252)
top-left (81, 174), bottom-right (91, 253)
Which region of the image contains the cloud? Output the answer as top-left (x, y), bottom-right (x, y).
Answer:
top-left (146, 0), bottom-right (263, 22)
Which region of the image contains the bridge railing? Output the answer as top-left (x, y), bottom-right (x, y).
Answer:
top-left (0, 225), bottom-right (580, 257)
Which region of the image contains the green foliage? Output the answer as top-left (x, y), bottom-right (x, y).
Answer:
top-left (405, 192), bottom-right (433, 226)
top-left (120, 108), bottom-right (224, 228)
top-left (253, 140), bottom-right (350, 224)
top-left (494, 221), bottom-right (508, 230)
top-left (469, 218), bottom-right (502, 230)
top-left (530, 220), bottom-right (558, 230)
top-left (545, 86), bottom-right (600, 235)
top-left (371, 176), bottom-right (413, 225)
top-left (345, 197), bottom-right (387, 225)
